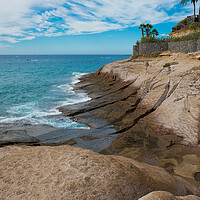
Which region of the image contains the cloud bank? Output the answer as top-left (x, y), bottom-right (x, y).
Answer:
top-left (0, 0), bottom-right (192, 45)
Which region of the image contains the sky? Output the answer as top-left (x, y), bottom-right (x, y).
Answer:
top-left (0, 0), bottom-right (195, 54)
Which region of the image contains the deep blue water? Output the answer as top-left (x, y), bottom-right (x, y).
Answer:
top-left (0, 55), bottom-right (130, 128)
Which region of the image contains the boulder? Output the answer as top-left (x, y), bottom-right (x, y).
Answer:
top-left (0, 145), bottom-right (187, 200)
top-left (139, 191), bottom-right (200, 200)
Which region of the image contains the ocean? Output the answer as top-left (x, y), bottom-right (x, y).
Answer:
top-left (0, 55), bottom-right (130, 129)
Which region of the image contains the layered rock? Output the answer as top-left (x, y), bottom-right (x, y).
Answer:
top-left (59, 53), bottom-right (200, 193)
top-left (0, 145), bottom-right (187, 200)
top-left (97, 53), bottom-right (200, 146)
top-left (61, 53), bottom-right (199, 149)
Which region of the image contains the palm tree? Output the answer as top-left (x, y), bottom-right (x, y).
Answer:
top-left (151, 29), bottom-right (159, 38)
top-left (181, 0), bottom-right (198, 17)
top-left (138, 24), bottom-right (146, 38)
top-left (145, 23), bottom-right (153, 37)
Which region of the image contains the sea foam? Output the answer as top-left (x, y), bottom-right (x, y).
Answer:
top-left (0, 72), bottom-right (91, 129)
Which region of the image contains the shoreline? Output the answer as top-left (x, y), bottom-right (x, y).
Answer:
top-left (59, 52), bottom-right (200, 192)
top-left (0, 52), bottom-right (200, 198)
top-left (1, 52), bottom-right (200, 152)
top-left (0, 72), bottom-right (118, 152)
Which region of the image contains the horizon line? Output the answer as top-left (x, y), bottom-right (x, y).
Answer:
top-left (0, 54), bottom-right (132, 56)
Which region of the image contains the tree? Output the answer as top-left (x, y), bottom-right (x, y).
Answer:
top-left (138, 23), bottom-right (159, 38)
top-left (138, 24), bottom-right (146, 38)
top-left (181, 0), bottom-right (198, 17)
top-left (151, 29), bottom-right (159, 38)
top-left (145, 23), bottom-right (153, 37)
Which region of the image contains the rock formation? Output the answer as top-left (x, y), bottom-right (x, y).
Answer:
top-left (59, 52), bottom-right (200, 194)
top-left (139, 191), bottom-right (200, 200)
top-left (0, 145), bottom-right (187, 200)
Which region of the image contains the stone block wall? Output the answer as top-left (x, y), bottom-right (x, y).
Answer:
top-left (133, 45), bottom-right (139, 54)
top-left (168, 42), bottom-right (180, 53)
top-left (138, 42), bottom-right (168, 55)
top-left (198, 40), bottom-right (200, 50)
top-left (188, 40), bottom-right (197, 52)
top-left (168, 40), bottom-right (199, 53)
top-left (133, 39), bottom-right (200, 55)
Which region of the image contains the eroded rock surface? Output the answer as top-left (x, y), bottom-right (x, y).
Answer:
top-left (139, 191), bottom-right (200, 200)
top-left (0, 145), bottom-right (187, 200)
top-left (97, 53), bottom-right (200, 146)
top-left (61, 53), bottom-right (200, 148)
top-left (59, 53), bottom-right (200, 192)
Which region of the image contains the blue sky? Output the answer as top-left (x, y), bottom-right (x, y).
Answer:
top-left (0, 0), bottom-right (195, 54)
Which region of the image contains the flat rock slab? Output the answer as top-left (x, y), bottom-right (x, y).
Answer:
top-left (0, 124), bottom-right (57, 144)
top-left (37, 127), bottom-right (116, 152)
top-left (0, 123), bottom-right (116, 152)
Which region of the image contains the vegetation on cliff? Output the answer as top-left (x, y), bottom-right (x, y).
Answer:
top-left (168, 31), bottom-right (200, 42)
top-left (137, 0), bottom-right (200, 45)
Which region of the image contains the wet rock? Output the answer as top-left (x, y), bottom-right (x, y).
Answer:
top-left (0, 130), bottom-right (39, 144)
top-left (0, 124), bottom-right (57, 144)
top-left (0, 123), bottom-right (116, 152)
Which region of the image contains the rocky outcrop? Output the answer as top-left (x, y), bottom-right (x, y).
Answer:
top-left (139, 191), bottom-right (200, 200)
top-left (64, 53), bottom-right (200, 147)
top-left (0, 145), bottom-right (187, 200)
top-left (97, 53), bottom-right (200, 146)
top-left (59, 53), bottom-right (200, 192)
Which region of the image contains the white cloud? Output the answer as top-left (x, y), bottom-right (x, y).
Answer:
top-left (0, 43), bottom-right (11, 48)
top-left (19, 36), bottom-right (36, 41)
top-left (0, 0), bottom-right (193, 45)
top-left (0, 36), bottom-right (18, 43)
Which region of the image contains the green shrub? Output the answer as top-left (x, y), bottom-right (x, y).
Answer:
top-left (189, 22), bottom-right (199, 29)
top-left (138, 30), bottom-right (200, 45)
top-left (178, 18), bottom-right (187, 25)
top-left (140, 36), bottom-right (167, 44)
top-left (168, 31), bottom-right (200, 42)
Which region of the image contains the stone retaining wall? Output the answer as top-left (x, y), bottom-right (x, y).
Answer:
top-left (133, 39), bottom-right (200, 55)
top-left (168, 40), bottom-right (200, 53)
top-left (133, 45), bottom-right (139, 54)
top-left (139, 42), bottom-right (168, 55)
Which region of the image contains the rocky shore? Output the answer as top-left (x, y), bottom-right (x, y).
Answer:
top-left (1, 52), bottom-right (200, 199)
top-left (59, 52), bottom-right (200, 196)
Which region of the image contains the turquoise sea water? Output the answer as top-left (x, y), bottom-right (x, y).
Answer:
top-left (0, 55), bottom-right (130, 128)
